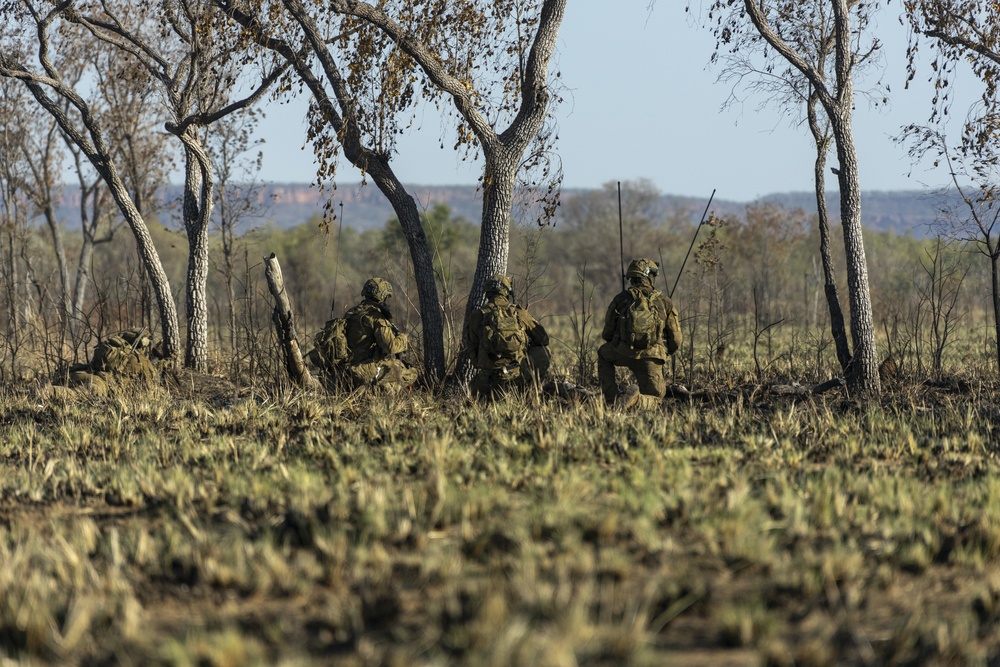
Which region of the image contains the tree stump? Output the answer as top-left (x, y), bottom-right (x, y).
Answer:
top-left (263, 253), bottom-right (321, 391)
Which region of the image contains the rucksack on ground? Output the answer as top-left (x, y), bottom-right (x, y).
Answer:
top-left (481, 303), bottom-right (528, 365)
top-left (90, 329), bottom-right (156, 382)
top-left (308, 317), bottom-right (351, 372)
top-left (618, 288), bottom-right (662, 351)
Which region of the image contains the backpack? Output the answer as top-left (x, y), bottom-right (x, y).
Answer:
top-left (91, 329), bottom-right (156, 381)
top-left (481, 302), bottom-right (528, 365)
top-left (308, 317), bottom-right (351, 371)
top-left (618, 288), bottom-right (662, 351)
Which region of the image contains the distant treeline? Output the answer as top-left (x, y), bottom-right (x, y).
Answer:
top-left (3, 181), bottom-right (990, 384)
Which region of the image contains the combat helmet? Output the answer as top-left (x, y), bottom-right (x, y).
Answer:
top-left (362, 277), bottom-right (393, 303)
top-left (626, 258), bottom-right (659, 280)
top-left (485, 274), bottom-right (513, 298)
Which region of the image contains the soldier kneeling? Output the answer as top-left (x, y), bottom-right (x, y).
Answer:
top-left (342, 277), bottom-right (417, 392)
top-left (69, 327), bottom-right (159, 394)
top-left (467, 274), bottom-right (550, 399)
top-left (598, 258), bottom-right (682, 410)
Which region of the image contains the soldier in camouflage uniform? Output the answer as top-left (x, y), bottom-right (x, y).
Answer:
top-left (69, 327), bottom-right (159, 394)
top-left (598, 258), bottom-right (682, 409)
top-left (467, 274), bottom-right (550, 398)
top-left (344, 277), bottom-right (418, 391)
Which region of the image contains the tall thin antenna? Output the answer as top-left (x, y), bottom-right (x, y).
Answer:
top-left (618, 181), bottom-right (625, 292)
top-left (671, 188), bottom-right (716, 299)
top-left (331, 200), bottom-right (345, 317)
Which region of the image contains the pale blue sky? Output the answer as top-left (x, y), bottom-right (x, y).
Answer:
top-left (251, 1), bottom-right (975, 202)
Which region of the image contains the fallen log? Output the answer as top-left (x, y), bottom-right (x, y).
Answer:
top-left (263, 253), bottom-right (321, 391)
top-left (770, 377), bottom-right (845, 396)
top-left (662, 378), bottom-right (845, 402)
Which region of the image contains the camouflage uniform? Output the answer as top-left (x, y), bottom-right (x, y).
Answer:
top-left (467, 274), bottom-right (550, 397)
top-left (598, 259), bottom-right (682, 409)
top-left (69, 327), bottom-right (159, 394)
top-left (344, 277), bottom-right (418, 391)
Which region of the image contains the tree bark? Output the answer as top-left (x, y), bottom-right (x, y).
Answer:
top-left (180, 137), bottom-right (213, 372)
top-left (830, 114), bottom-right (879, 396)
top-left (263, 253), bottom-right (320, 390)
top-left (363, 158), bottom-right (446, 381)
top-left (808, 93), bottom-right (851, 373)
top-left (454, 148), bottom-right (518, 382)
top-left (992, 253), bottom-right (1000, 371)
top-left (828, 0), bottom-right (879, 397)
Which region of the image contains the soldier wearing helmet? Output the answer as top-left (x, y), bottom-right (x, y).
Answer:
top-left (343, 277), bottom-right (417, 390)
top-left (66, 326), bottom-right (160, 395)
top-left (598, 258), bottom-right (682, 409)
top-left (466, 273), bottom-right (550, 398)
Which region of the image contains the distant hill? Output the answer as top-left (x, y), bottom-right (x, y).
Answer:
top-left (53, 182), bottom-right (947, 236)
top-left (755, 190), bottom-right (943, 236)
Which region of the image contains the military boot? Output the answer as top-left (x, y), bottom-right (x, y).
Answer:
top-left (613, 384), bottom-right (641, 410)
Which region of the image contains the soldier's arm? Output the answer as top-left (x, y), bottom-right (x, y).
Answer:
top-left (519, 308), bottom-right (549, 346)
top-left (661, 295), bottom-right (682, 354)
top-left (373, 319), bottom-right (408, 356)
top-left (602, 294), bottom-right (623, 342)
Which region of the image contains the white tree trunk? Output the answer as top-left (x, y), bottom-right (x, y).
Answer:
top-left (181, 139), bottom-right (212, 372)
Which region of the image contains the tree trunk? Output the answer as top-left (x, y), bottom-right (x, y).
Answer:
top-left (225, 253), bottom-right (237, 358)
top-left (991, 253), bottom-right (1000, 371)
top-left (181, 140), bottom-right (212, 372)
top-left (366, 158), bottom-right (446, 381)
top-left (263, 252), bottom-right (321, 390)
top-left (453, 148), bottom-right (518, 383)
top-left (72, 235), bottom-right (93, 320)
top-left (41, 202), bottom-right (72, 347)
top-left (808, 95), bottom-right (851, 373)
top-left (99, 172), bottom-right (181, 360)
top-left (4, 227), bottom-right (18, 335)
top-left (829, 0), bottom-right (879, 398)
top-left (72, 185), bottom-right (104, 328)
top-left (831, 115), bottom-right (880, 397)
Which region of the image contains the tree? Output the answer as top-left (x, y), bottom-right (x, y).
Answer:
top-left (0, 1), bottom-right (182, 360)
top-left (88, 45), bottom-right (173, 334)
top-left (378, 203), bottom-right (480, 360)
top-left (556, 180), bottom-right (674, 299)
top-left (698, 0), bottom-right (883, 396)
top-left (63, 126), bottom-right (120, 341)
top-left (902, 127), bottom-right (1000, 368)
top-left (215, 0), bottom-right (449, 381)
top-left (904, 1), bottom-right (1000, 370)
top-left (218, 0), bottom-right (566, 382)
top-left (0, 79), bottom-right (32, 349)
top-left (327, 0), bottom-right (567, 381)
top-left (207, 111), bottom-right (266, 359)
top-left (0, 77), bottom-right (72, 348)
top-left (65, 0), bottom-right (286, 371)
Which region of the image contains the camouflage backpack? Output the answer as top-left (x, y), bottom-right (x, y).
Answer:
top-left (91, 328), bottom-right (156, 381)
top-left (480, 302), bottom-right (528, 366)
top-left (308, 317), bottom-right (351, 372)
top-left (618, 288), bottom-right (662, 351)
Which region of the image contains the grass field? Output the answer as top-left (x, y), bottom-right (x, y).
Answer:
top-left (2, 364), bottom-right (1000, 666)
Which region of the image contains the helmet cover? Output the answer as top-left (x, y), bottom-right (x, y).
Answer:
top-left (626, 258), bottom-right (659, 280)
top-left (362, 277), bottom-right (393, 302)
top-left (485, 274), bottom-right (513, 297)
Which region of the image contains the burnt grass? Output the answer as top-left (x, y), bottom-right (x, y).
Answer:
top-left (1, 376), bottom-right (1000, 666)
